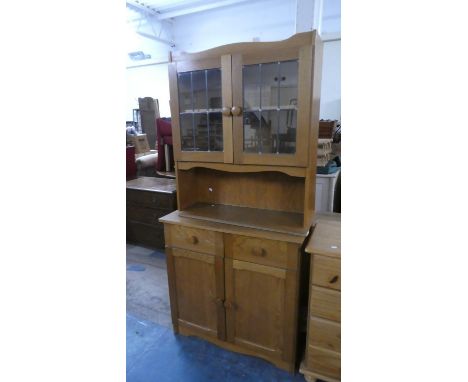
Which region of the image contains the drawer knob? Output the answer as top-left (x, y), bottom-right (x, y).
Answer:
top-left (329, 275), bottom-right (339, 284)
top-left (251, 248), bottom-right (266, 257)
top-left (190, 236), bottom-right (199, 244)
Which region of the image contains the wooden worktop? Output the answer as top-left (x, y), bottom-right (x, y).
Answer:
top-left (159, 210), bottom-right (308, 244)
top-left (306, 213), bottom-right (341, 258)
top-left (126, 176), bottom-right (176, 194)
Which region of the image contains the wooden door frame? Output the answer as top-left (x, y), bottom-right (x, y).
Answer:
top-left (169, 56), bottom-right (233, 164)
top-left (231, 45), bottom-right (313, 167)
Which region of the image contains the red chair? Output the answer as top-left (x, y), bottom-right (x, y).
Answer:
top-left (155, 118), bottom-right (173, 172)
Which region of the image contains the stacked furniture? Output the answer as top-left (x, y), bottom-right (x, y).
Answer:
top-left (317, 138), bottom-right (333, 166)
top-left (159, 31), bottom-right (324, 373)
top-left (127, 177), bottom-right (177, 249)
top-left (300, 214), bottom-right (341, 381)
top-left (138, 97), bottom-right (160, 150)
top-left (319, 119), bottom-right (337, 139)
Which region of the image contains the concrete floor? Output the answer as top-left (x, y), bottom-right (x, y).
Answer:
top-left (126, 244), bottom-right (172, 328)
top-left (126, 243), bottom-right (308, 382)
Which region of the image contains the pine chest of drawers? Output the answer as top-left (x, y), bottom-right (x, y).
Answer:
top-left (126, 177), bottom-right (177, 249)
top-left (300, 214), bottom-right (341, 382)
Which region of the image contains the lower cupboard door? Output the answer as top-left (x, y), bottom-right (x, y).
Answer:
top-left (224, 258), bottom-right (297, 362)
top-left (168, 248), bottom-right (226, 340)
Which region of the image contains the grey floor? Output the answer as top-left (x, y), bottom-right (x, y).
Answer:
top-left (126, 244), bottom-right (172, 328)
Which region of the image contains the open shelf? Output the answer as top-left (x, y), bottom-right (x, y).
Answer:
top-left (176, 166), bottom-right (312, 235)
top-left (179, 203), bottom-right (307, 236)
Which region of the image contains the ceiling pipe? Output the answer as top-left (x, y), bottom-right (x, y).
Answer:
top-left (136, 31), bottom-right (175, 47)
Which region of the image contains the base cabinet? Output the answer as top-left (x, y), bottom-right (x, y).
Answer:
top-left (162, 218), bottom-right (305, 372)
top-left (300, 217), bottom-right (341, 382)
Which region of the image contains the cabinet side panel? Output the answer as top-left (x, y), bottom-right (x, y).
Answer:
top-left (304, 34), bottom-right (324, 227)
top-left (165, 247), bottom-right (180, 332)
top-left (168, 63), bottom-right (182, 160)
top-left (282, 266), bottom-right (300, 363)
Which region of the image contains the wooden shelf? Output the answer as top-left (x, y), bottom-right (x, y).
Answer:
top-left (178, 203), bottom-right (307, 236)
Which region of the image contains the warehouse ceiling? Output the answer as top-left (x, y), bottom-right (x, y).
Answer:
top-left (126, 0), bottom-right (254, 21)
top-left (125, 0), bottom-right (341, 65)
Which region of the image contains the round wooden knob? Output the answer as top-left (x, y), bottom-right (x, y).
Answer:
top-left (222, 106), bottom-right (232, 116)
top-left (329, 275), bottom-right (339, 284)
top-left (252, 248), bottom-right (266, 257)
top-left (231, 106), bottom-right (242, 116)
top-left (190, 236), bottom-right (199, 244)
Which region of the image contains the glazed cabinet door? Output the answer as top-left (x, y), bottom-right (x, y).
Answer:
top-left (167, 248), bottom-right (226, 340)
top-left (169, 55), bottom-right (233, 163)
top-left (231, 44), bottom-right (314, 167)
top-left (224, 258), bottom-right (298, 363)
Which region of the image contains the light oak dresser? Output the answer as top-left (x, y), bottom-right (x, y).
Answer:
top-left (300, 213), bottom-right (341, 381)
top-left (159, 31), bottom-right (325, 373)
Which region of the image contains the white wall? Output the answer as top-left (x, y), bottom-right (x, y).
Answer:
top-left (125, 18), bottom-right (173, 120)
top-left (126, 0), bottom-right (341, 121)
top-left (320, 40), bottom-right (341, 120)
top-left (171, 0), bottom-right (341, 120)
top-left (172, 0), bottom-right (296, 52)
top-left (126, 63), bottom-right (171, 120)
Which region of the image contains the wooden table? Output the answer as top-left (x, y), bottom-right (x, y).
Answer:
top-left (126, 177), bottom-right (177, 249)
top-left (300, 213), bottom-right (341, 382)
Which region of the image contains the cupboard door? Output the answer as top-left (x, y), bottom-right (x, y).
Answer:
top-left (169, 55), bottom-right (233, 163)
top-left (224, 258), bottom-right (298, 362)
top-left (231, 44), bottom-right (315, 167)
top-left (167, 248), bottom-right (226, 340)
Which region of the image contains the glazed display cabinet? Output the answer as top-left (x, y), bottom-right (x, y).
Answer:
top-left (162, 31), bottom-right (324, 373)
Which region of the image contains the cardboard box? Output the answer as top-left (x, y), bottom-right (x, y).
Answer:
top-left (129, 134), bottom-right (150, 154)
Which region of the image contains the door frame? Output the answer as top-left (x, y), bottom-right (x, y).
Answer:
top-left (231, 44), bottom-right (313, 167)
top-left (169, 55), bottom-right (233, 164)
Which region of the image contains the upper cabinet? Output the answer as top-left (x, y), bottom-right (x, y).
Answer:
top-left (169, 31), bottom-right (323, 167)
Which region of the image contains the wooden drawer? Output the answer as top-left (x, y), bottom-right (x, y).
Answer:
top-left (310, 286), bottom-right (340, 322)
top-left (306, 345), bottom-right (341, 380)
top-left (166, 225), bottom-right (217, 255)
top-left (127, 205), bottom-right (169, 226)
top-left (127, 189), bottom-right (176, 210)
top-left (226, 235), bottom-right (298, 270)
top-left (308, 316), bottom-right (341, 353)
top-left (312, 255), bottom-right (341, 290)
top-left (126, 221), bottom-right (165, 249)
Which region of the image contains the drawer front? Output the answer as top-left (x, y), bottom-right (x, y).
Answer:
top-left (306, 345), bottom-right (341, 379)
top-left (127, 189), bottom-right (176, 210)
top-left (227, 235), bottom-right (297, 270)
top-left (312, 255), bottom-right (341, 290)
top-left (308, 316), bottom-right (341, 353)
top-left (167, 225), bottom-right (217, 255)
top-left (126, 221), bottom-right (165, 249)
top-left (310, 286), bottom-right (340, 322)
top-left (127, 205), bottom-right (169, 226)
